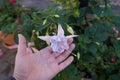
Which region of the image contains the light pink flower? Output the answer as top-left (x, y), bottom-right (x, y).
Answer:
top-left (38, 24), bottom-right (77, 53)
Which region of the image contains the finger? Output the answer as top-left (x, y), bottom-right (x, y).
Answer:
top-left (67, 38), bottom-right (73, 45)
top-left (53, 43), bottom-right (75, 58)
top-left (52, 52), bottom-right (61, 59)
top-left (27, 47), bottom-right (33, 54)
top-left (56, 44), bottom-right (75, 63)
top-left (32, 47), bottom-right (38, 53)
top-left (37, 46), bottom-right (53, 58)
top-left (17, 34), bottom-right (27, 55)
top-left (39, 46), bottom-right (52, 54)
top-left (59, 56), bottom-right (74, 71)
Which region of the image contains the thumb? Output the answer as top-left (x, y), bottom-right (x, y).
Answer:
top-left (17, 34), bottom-right (27, 55)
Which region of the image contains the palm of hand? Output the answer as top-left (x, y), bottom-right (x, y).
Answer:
top-left (13, 34), bottom-right (74, 80)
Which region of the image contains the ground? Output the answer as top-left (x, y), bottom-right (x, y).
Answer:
top-left (19, 0), bottom-right (120, 14)
top-left (0, 41), bottom-right (16, 80)
top-left (20, 0), bottom-right (53, 9)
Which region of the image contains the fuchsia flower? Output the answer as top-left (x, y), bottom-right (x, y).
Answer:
top-left (111, 56), bottom-right (116, 63)
top-left (38, 24), bottom-right (77, 53)
top-left (9, 0), bottom-right (16, 4)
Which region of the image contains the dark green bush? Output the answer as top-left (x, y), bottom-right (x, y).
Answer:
top-left (50, 0), bottom-right (120, 80)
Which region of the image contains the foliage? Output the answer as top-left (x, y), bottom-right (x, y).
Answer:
top-left (0, 0), bottom-right (36, 42)
top-left (0, 0), bottom-right (120, 80)
top-left (0, 0), bottom-right (21, 28)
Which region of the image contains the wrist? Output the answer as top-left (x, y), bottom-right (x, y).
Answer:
top-left (27, 72), bottom-right (52, 80)
top-left (13, 74), bottom-right (52, 80)
top-left (13, 73), bottom-right (27, 80)
top-left (8, 76), bottom-right (16, 80)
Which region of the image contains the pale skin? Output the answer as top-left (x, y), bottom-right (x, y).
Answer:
top-left (13, 34), bottom-right (75, 80)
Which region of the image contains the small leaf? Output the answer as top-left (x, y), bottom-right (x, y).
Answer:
top-left (43, 19), bottom-right (47, 25)
top-left (88, 44), bottom-right (97, 55)
top-left (45, 31), bottom-right (50, 45)
top-left (36, 31), bottom-right (39, 36)
top-left (117, 37), bottom-right (120, 40)
top-left (95, 42), bottom-right (100, 46)
top-left (67, 25), bottom-right (74, 35)
top-left (54, 14), bottom-right (60, 18)
top-left (77, 52), bottom-right (80, 60)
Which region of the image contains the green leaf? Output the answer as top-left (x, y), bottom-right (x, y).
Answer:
top-left (117, 37), bottom-right (120, 40)
top-left (94, 33), bottom-right (108, 42)
top-left (95, 42), bottom-right (100, 46)
top-left (14, 33), bottom-right (19, 44)
top-left (21, 13), bottom-right (31, 26)
top-left (35, 24), bottom-right (48, 32)
top-left (108, 74), bottom-right (120, 80)
top-left (43, 19), bottom-right (47, 25)
top-left (77, 52), bottom-right (80, 60)
top-left (45, 31), bottom-right (50, 45)
top-left (67, 25), bottom-right (74, 35)
top-left (88, 44), bottom-right (97, 55)
top-left (2, 23), bottom-right (18, 34)
top-left (111, 39), bottom-right (120, 58)
top-left (103, 7), bottom-right (112, 16)
top-left (93, 6), bottom-right (103, 16)
top-left (54, 14), bottom-right (60, 18)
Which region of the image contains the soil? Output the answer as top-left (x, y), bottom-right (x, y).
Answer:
top-left (0, 40), bottom-right (17, 80)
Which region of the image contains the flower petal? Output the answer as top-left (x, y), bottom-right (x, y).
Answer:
top-left (57, 24), bottom-right (64, 37)
top-left (66, 35), bottom-right (78, 39)
top-left (38, 36), bottom-right (51, 42)
top-left (51, 42), bottom-right (58, 52)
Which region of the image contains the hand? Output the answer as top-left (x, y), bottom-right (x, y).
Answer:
top-left (13, 34), bottom-right (75, 80)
